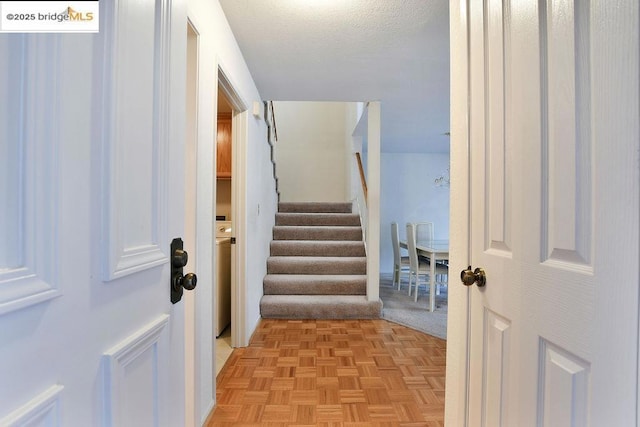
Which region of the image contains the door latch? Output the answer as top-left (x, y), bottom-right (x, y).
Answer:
top-left (170, 238), bottom-right (197, 304)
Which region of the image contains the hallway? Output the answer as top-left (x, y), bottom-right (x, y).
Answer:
top-left (205, 319), bottom-right (445, 425)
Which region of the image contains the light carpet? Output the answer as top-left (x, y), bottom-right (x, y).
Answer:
top-left (379, 273), bottom-right (448, 339)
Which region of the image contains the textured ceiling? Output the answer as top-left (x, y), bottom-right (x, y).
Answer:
top-left (219, 0), bottom-right (450, 153)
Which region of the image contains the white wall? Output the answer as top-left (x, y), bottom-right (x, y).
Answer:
top-left (380, 152), bottom-right (450, 273)
top-left (186, 0), bottom-right (277, 423)
top-left (216, 180), bottom-right (232, 220)
top-left (274, 101), bottom-right (354, 202)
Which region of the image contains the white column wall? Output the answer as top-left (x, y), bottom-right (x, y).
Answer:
top-left (345, 103), bottom-right (360, 200)
top-left (366, 102), bottom-right (381, 302)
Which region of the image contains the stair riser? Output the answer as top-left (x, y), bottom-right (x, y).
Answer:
top-left (273, 226), bottom-right (362, 241)
top-left (275, 213), bottom-right (360, 226)
top-left (270, 241), bottom-right (366, 257)
top-left (263, 275), bottom-right (367, 295)
top-left (278, 202), bottom-right (352, 213)
top-left (260, 296), bottom-right (382, 319)
top-left (264, 282), bottom-right (366, 295)
top-left (267, 258), bottom-right (366, 275)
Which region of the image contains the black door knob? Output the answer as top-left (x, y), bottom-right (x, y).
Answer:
top-left (173, 272), bottom-right (197, 292)
top-left (182, 273), bottom-right (197, 290)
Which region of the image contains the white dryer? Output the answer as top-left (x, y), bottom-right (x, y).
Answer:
top-left (214, 221), bottom-right (232, 337)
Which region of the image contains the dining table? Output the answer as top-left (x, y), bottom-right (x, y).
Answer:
top-left (399, 239), bottom-right (449, 312)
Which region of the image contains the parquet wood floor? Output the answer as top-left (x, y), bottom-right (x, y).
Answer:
top-left (205, 319), bottom-right (446, 426)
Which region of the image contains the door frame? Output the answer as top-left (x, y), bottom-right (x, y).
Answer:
top-left (217, 66), bottom-right (249, 348)
top-left (184, 16), bottom-right (200, 427)
top-left (185, 14), bottom-right (213, 426)
top-left (445, 1), bottom-right (471, 426)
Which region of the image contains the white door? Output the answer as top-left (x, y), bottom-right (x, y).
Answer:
top-left (459, 0), bottom-right (639, 425)
top-left (0, 1), bottom-right (189, 426)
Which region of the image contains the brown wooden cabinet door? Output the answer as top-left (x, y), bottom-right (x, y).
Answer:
top-left (216, 114), bottom-right (231, 178)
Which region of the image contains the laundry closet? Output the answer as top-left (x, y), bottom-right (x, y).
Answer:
top-left (215, 90), bottom-right (233, 344)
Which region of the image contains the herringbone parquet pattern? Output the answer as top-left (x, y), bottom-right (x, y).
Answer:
top-left (205, 319), bottom-right (446, 426)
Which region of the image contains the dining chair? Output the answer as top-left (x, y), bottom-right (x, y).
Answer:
top-left (391, 222), bottom-right (411, 290)
top-left (406, 223), bottom-right (449, 302)
top-left (414, 222), bottom-right (434, 245)
top-left (434, 261), bottom-right (449, 296)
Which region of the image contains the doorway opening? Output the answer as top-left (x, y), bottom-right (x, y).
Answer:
top-left (213, 66), bottom-right (249, 374)
top-left (214, 86), bottom-right (233, 375)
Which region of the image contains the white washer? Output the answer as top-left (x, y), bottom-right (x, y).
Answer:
top-left (215, 221), bottom-right (232, 337)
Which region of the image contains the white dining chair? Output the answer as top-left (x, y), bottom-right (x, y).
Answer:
top-left (434, 261), bottom-right (449, 296)
top-left (414, 222), bottom-right (434, 245)
top-left (391, 222), bottom-right (410, 290)
top-left (406, 223), bottom-right (449, 302)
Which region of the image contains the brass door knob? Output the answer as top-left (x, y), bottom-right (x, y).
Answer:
top-left (460, 266), bottom-right (486, 287)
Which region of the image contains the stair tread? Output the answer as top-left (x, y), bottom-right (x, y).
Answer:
top-left (273, 225), bottom-right (362, 233)
top-left (264, 274), bottom-right (367, 284)
top-left (262, 294), bottom-right (375, 301)
top-left (273, 225), bottom-right (362, 230)
top-left (270, 241), bottom-right (364, 246)
top-left (267, 255), bottom-right (367, 264)
top-left (270, 240), bottom-right (365, 245)
top-left (276, 213), bottom-right (358, 217)
top-left (275, 213), bottom-right (360, 226)
top-left (267, 256), bottom-right (366, 261)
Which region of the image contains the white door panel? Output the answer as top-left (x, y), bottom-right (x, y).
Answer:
top-left (466, 0), bottom-right (639, 425)
top-left (99, 0), bottom-right (170, 280)
top-left (0, 35), bottom-right (60, 315)
top-left (0, 0), bottom-right (188, 425)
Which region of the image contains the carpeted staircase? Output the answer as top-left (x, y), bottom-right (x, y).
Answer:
top-left (260, 202), bottom-right (382, 319)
